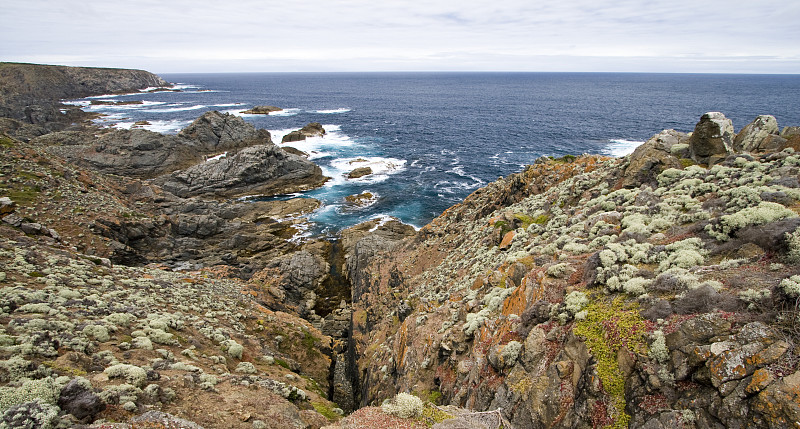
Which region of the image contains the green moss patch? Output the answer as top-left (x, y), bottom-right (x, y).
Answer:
top-left (574, 297), bottom-right (648, 429)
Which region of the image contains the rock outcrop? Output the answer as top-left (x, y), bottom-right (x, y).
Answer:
top-left (689, 111), bottom-right (735, 164)
top-left (734, 114), bottom-right (787, 153)
top-left (621, 129), bottom-right (687, 188)
top-left (157, 143), bottom-right (327, 198)
top-left (347, 167), bottom-right (373, 179)
top-left (40, 111), bottom-right (274, 178)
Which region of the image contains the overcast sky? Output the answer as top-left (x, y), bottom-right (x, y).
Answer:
top-left (2, 0), bottom-right (799, 74)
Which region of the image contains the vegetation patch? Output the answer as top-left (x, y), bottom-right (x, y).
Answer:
top-left (574, 297), bottom-right (648, 429)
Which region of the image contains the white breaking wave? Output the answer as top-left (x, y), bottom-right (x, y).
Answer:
top-left (605, 139), bottom-right (644, 157)
top-left (143, 104), bottom-right (209, 113)
top-left (313, 108), bottom-right (351, 114)
top-left (111, 119), bottom-right (192, 134)
top-left (273, 124), bottom-right (352, 160)
top-left (85, 100), bottom-right (168, 111)
top-left (269, 108), bottom-right (301, 117)
top-left (331, 156), bottom-right (407, 185)
top-left (206, 152), bottom-right (228, 162)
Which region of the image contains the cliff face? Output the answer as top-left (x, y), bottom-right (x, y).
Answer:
top-left (343, 114), bottom-right (800, 428)
top-left (0, 62), bottom-right (169, 125)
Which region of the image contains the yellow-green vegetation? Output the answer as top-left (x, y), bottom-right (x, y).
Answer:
top-left (413, 389), bottom-right (443, 405)
top-left (573, 297), bottom-right (649, 429)
top-left (312, 401), bottom-right (340, 421)
top-left (531, 214), bottom-right (549, 225)
top-left (0, 135), bottom-right (15, 147)
top-left (274, 357), bottom-right (290, 369)
top-left (301, 328), bottom-right (321, 357)
top-left (41, 360), bottom-right (87, 377)
top-left (419, 403), bottom-right (455, 427)
top-left (5, 185), bottom-right (40, 206)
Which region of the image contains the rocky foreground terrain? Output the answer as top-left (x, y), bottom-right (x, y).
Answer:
top-left (0, 63), bottom-right (799, 428)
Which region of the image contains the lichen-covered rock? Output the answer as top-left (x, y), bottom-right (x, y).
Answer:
top-left (734, 114), bottom-right (782, 152)
top-left (621, 129), bottom-right (686, 188)
top-left (689, 111), bottom-right (735, 164)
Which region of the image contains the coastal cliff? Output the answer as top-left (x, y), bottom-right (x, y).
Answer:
top-left (0, 62), bottom-right (168, 125)
top-left (0, 64), bottom-right (799, 429)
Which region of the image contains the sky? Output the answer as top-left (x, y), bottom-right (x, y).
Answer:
top-left (2, 0), bottom-right (799, 74)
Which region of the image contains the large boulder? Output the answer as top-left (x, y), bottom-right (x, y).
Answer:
top-left (689, 112), bottom-right (735, 165)
top-left (58, 378), bottom-right (105, 421)
top-left (156, 144), bottom-right (327, 198)
top-left (621, 129), bottom-right (686, 188)
top-left (734, 115), bottom-right (783, 153)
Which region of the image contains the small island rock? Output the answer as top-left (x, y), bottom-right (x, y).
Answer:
top-left (347, 167), bottom-right (373, 179)
top-left (281, 122), bottom-right (326, 143)
top-left (240, 105), bottom-right (283, 114)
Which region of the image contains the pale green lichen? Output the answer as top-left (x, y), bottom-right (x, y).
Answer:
top-left (0, 377), bottom-right (60, 412)
top-left (381, 392), bottom-right (424, 419)
top-left (707, 202), bottom-right (798, 241)
top-left (104, 364), bottom-right (147, 388)
top-left (648, 330), bottom-right (669, 364)
top-left (779, 275), bottom-right (800, 298)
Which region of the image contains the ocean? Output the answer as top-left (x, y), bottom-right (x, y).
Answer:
top-left (66, 72), bottom-right (800, 236)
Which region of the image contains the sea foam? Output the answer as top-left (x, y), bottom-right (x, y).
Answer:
top-left (605, 139), bottom-right (643, 157)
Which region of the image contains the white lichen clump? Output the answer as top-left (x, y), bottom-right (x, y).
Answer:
top-left (381, 392), bottom-right (424, 419)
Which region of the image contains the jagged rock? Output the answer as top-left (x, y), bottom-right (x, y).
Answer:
top-left (1, 213), bottom-right (22, 227)
top-left (347, 167), bottom-right (373, 179)
top-left (177, 111), bottom-right (269, 151)
top-left (689, 112), bottom-right (735, 165)
top-left (157, 144), bottom-right (327, 198)
top-left (281, 122), bottom-right (326, 143)
top-left (240, 105), bottom-right (282, 114)
top-left (58, 378), bottom-right (105, 421)
top-left (265, 250), bottom-right (329, 316)
top-left (621, 129), bottom-right (686, 188)
top-left (19, 222), bottom-right (45, 235)
top-left (734, 115), bottom-right (783, 152)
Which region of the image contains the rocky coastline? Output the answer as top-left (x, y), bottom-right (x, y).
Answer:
top-left (0, 63), bottom-right (799, 429)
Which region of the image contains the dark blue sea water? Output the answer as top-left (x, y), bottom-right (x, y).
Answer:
top-left (68, 72), bottom-right (800, 236)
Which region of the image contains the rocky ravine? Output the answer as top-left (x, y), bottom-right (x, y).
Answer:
top-left (339, 113), bottom-right (800, 428)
